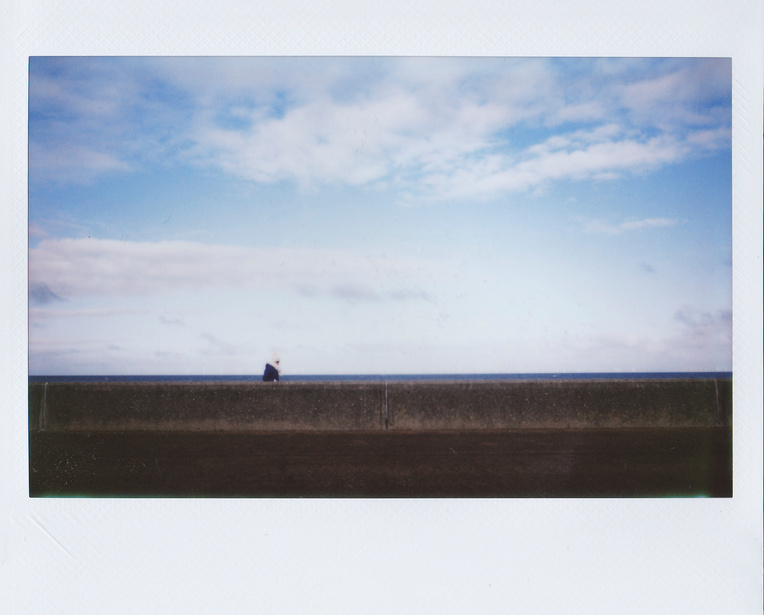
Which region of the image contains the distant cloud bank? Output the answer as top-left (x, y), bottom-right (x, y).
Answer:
top-left (28, 237), bottom-right (439, 304)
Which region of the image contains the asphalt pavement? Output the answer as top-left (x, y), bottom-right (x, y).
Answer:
top-left (29, 427), bottom-right (731, 498)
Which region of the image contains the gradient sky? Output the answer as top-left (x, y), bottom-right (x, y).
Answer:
top-left (27, 56), bottom-right (732, 375)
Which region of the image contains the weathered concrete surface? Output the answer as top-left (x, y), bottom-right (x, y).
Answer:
top-left (29, 382), bottom-right (386, 432)
top-left (28, 378), bottom-right (731, 432)
top-left (386, 379), bottom-right (731, 430)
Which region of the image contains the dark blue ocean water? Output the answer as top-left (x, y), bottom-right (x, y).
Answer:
top-left (28, 372), bottom-right (731, 383)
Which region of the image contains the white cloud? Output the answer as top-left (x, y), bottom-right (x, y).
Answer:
top-left (30, 57), bottom-right (731, 204)
top-left (183, 63), bottom-right (728, 202)
top-left (188, 82), bottom-right (521, 191)
top-left (171, 58), bottom-right (728, 202)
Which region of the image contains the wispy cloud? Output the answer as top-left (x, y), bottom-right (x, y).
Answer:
top-left (330, 284), bottom-right (383, 303)
top-left (674, 306), bottom-right (732, 336)
top-left (28, 142), bottom-right (133, 184)
top-left (29, 57), bottom-right (191, 184)
top-left (328, 284), bottom-right (433, 303)
top-left (28, 223), bottom-right (50, 239)
top-left (553, 304), bottom-right (731, 371)
top-left (199, 332), bottom-right (241, 356)
top-left (422, 133), bottom-right (692, 201)
top-left (671, 306), bottom-right (732, 367)
top-left (582, 217), bottom-right (679, 235)
top-left (29, 307), bottom-right (150, 319)
top-left (159, 315), bottom-right (186, 327)
top-left (616, 60), bottom-right (732, 129)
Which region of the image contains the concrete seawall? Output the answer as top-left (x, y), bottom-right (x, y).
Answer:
top-left (28, 378), bottom-right (731, 432)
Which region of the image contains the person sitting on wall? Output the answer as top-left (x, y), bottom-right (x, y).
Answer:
top-left (263, 354), bottom-right (281, 382)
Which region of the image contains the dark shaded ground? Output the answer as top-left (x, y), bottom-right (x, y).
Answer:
top-left (29, 427), bottom-right (731, 498)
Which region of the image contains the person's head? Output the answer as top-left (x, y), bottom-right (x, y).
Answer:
top-left (271, 353), bottom-right (281, 369)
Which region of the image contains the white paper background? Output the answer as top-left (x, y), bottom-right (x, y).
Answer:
top-left (2, 1), bottom-right (762, 613)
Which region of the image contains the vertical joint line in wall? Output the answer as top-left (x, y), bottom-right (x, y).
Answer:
top-left (384, 381), bottom-right (389, 430)
top-left (40, 382), bottom-right (48, 432)
top-left (713, 378), bottom-right (721, 425)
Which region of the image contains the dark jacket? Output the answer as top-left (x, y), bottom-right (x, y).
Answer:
top-left (263, 363), bottom-right (280, 382)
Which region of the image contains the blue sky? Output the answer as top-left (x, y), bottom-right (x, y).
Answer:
top-left (27, 56), bottom-right (732, 375)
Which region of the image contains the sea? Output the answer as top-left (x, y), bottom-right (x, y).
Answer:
top-left (28, 372), bottom-right (731, 383)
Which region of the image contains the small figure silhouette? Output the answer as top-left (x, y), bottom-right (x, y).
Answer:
top-left (263, 354), bottom-right (281, 382)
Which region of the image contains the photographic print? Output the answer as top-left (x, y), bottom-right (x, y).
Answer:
top-left (28, 56), bottom-right (732, 497)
